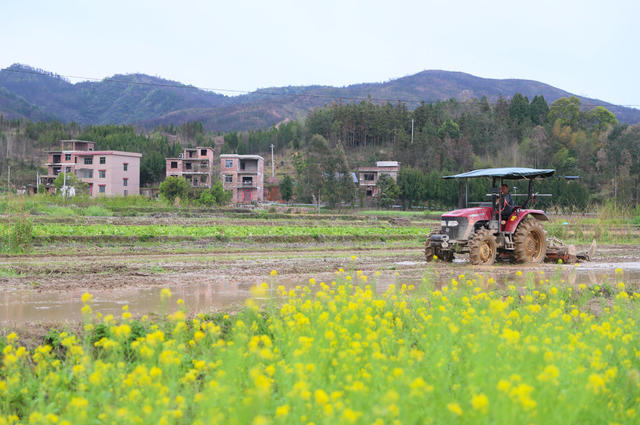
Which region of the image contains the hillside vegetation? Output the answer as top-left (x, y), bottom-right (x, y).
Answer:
top-left (1, 64), bottom-right (639, 131)
top-left (1, 93), bottom-right (638, 209)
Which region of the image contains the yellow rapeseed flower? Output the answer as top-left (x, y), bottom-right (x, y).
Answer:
top-left (447, 402), bottom-right (463, 416)
top-left (314, 389), bottom-right (329, 405)
top-left (587, 374), bottom-right (606, 393)
top-left (471, 394), bottom-right (489, 413)
top-left (275, 405), bottom-right (290, 417)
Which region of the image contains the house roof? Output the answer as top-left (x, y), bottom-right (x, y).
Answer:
top-left (220, 154), bottom-right (264, 160)
top-left (357, 167), bottom-right (399, 172)
top-left (73, 151), bottom-right (142, 158)
top-left (443, 167), bottom-right (555, 180)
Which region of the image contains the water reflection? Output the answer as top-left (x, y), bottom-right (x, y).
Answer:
top-left (2, 263), bottom-right (639, 325)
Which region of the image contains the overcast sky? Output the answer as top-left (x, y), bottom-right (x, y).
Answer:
top-left (2, 0), bottom-right (638, 107)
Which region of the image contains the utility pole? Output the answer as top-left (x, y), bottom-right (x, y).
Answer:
top-left (7, 165), bottom-right (10, 191)
top-left (63, 171), bottom-right (66, 199)
top-left (411, 119), bottom-right (414, 144)
top-left (270, 144), bottom-right (275, 179)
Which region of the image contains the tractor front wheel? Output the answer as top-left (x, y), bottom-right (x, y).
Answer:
top-left (469, 228), bottom-right (497, 265)
top-left (514, 217), bottom-right (547, 263)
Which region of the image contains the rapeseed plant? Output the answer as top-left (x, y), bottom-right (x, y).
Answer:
top-left (1, 266), bottom-right (639, 424)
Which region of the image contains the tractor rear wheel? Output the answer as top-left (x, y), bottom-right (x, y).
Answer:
top-left (469, 228), bottom-right (497, 265)
top-left (514, 217), bottom-right (547, 263)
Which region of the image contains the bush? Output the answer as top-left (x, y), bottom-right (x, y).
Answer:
top-left (158, 176), bottom-right (189, 204)
top-left (197, 181), bottom-right (232, 206)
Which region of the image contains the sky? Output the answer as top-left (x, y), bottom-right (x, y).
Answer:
top-left (2, 0), bottom-right (639, 107)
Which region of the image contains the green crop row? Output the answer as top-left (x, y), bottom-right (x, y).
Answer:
top-left (0, 223), bottom-right (429, 239)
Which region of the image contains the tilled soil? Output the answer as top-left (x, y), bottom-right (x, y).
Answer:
top-left (1, 242), bottom-right (638, 327)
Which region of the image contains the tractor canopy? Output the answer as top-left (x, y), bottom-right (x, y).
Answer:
top-left (443, 167), bottom-right (555, 180)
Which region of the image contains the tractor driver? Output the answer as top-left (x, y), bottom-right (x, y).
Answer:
top-left (499, 184), bottom-right (514, 220)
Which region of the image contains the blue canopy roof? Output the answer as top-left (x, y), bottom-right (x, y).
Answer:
top-left (443, 167), bottom-right (555, 180)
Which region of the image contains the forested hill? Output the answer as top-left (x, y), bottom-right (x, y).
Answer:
top-left (0, 64), bottom-right (227, 124)
top-left (1, 64), bottom-right (640, 131)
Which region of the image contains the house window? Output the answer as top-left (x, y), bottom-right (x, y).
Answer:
top-left (224, 175), bottom-right (233, 183)
top-left (123, 163), bottom-right (128, 172)
top-left (201, 161), bottom-right (208, 167)
top-left (123, 178), bottom-right (128, 187)
top-left (65, 154), bottom-right (71, 161)
top-left (201, 175), bottom-right (207, 183)
top-left (366, 187), bottom-right (373, 196)
top-left (193, 179), bottom-right (198, 186)
top-left (84, 157), bottom-right (93, 165)
top-left (225, 159), bottom-right (233, 168)
top-left (99, 157), bottom-right (106, 165)
top-left (363, 173), bottom-right (375, 181)
top-left (65, 167), bottom-right (71, 173)
top-left (171, 161), bottom-right (178, 169)
top-left (99, 185), bottom-right (106, 193)
top-left (99, 170), bottom-right (106, 178)
top-left (186, 163), bottom-right (192, 170)
top-left (201, 149), bottom-right (207, 156)
top-left (53, 155), bottom-right (61, 163)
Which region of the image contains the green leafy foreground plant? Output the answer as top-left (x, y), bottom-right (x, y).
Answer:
top-left (1, 270), bottom-right (639, 424)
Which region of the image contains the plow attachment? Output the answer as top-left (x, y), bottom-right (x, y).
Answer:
top-left (545, 237), bottom-right (596, 263)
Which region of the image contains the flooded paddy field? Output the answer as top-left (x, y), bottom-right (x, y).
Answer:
top-left (1, 239), bottom-right (638, 326)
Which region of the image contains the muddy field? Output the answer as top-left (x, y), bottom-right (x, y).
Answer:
top-left (2, 239), bottom-right (639, 327)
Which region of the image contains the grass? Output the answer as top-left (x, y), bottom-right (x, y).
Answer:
top-left (1, 269), bottom-right (639, 424)
top-left (545, 220), bottom-right (639, 244)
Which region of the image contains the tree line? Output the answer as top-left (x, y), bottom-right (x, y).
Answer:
top-left (2, 93), bottom-right (639, 208)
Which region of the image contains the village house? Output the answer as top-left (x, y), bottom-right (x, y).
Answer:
top-left (357, 161), bottom-right (400, 198)
top-left (40, 140), bottom-right (142, 196)
top-left (165, 147), bottom-right (216, 188)
top-left (220, 154), bottom-right (264, 203)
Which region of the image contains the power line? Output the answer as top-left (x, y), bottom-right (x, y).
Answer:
top-left (2, 66), bottom-right (640, 108)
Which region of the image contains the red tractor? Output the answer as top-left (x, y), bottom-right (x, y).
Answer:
top-left (425, 167), bottom-right (554, 265)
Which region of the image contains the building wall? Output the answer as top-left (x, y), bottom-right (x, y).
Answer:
top-left (166, 147), bottom-right (215, 188)
top-left (74, 152), bottom-right (141, 196)
top-left (357, 163), bottom-right (400, 198)
top-left (42, 145), bottom-right (141, 197)
top-left (220, 155), bottom-right (264, 203)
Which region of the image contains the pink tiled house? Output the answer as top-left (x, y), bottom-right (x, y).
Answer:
top-left (220, 154), bottom-right (264, 203)
top-left (165, 147), bottom-right (216, 188)
top-left (41, 140), bottom-right (142, 196)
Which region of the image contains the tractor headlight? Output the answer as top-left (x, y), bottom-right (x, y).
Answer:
top-left (441, 220), bottom-right (447, 227)
top-left (447, 220), bottom-right (458, 227)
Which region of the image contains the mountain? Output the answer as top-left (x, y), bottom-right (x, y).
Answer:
top-left (1, 64), bottom-right (639, 131)
top-left (0, 64), bottom-right (227, 124)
